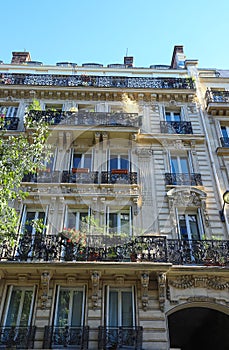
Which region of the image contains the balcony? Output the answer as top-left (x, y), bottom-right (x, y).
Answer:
top-left (98, 326), bottom-right (143, 350)
top-left (0, 116), bottom-right (19, 130)
top-left (160, 121), bottom-right (193, 134)
top-left (0, 235), bottom-right (228, 266)
top-left (43, 326), bottom-right (89, 350)
top-left (27, 110), bottom-right (142, 128)
top-left (0, 326), bottom-right (36, 349)
top-left (165, 173), bottom-right (203, 186)
top-left (1, 72), bottom-right (195, 90)
top-left (101, 171), bottom-right (138, 185)
top-left (205, 90), bottom-right (229, 114)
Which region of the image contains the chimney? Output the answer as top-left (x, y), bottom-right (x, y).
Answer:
top-left (124, 56), bottom-right (134, 68)
top-left (11, 51), bottom-right (31, 64)
top-left (170, 45), bottom-right (186, 69)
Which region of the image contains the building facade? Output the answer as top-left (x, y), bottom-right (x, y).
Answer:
top-left (0, 46), bottom-right (228, 350)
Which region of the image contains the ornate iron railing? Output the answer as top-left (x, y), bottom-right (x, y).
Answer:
top-left (165, 173), bottom-right (202, 186)
top-left (98, 326), bottom-right (143, 350)
top-left (220, 137), bottom-right (229, 148)
top-left (27, 110), bottom-right (142, 128)
top-left (0, 235), bottom-right (228, 266)
top-left (62, 170), bottom-right (99, 184)
top-left (205, 89), bottom-right (229, 105)
top-left (160, 121), bottom-right (193, 134)
top-left (43, 326), bottom-right (89, 349)
top-left (0, 326), bottom-right (36, 349)
top-left (101, 171), bottom-right (138, 185)
top-left (0, 116), bottom-right (19, 130)
top-left (0, 73), bottom-right (195, 90)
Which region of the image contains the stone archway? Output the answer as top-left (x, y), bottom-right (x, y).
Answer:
top-left (168, 307), bottom-right (229, 350)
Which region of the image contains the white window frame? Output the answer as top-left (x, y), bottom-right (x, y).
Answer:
top-left (108, 151), bottom-right (130, 171)
top-left (169, 151), bottom-right (193, 174)
top-left (106, 286), bottom-right (135, 327)
top-left (164, 108), bottom-right (182, 122)
top-left (71, 149), bottom-right (93, 171)
top-left (54, 286), bottom-right (86, 327)
top-left (176, 209), bottom-right (204, 240)
top-left (3, 285), bottom-right (36, 327)
top-left (64, 207), bottom-right (91, 231)
top-left (106, 207), bottom-right (132, 235)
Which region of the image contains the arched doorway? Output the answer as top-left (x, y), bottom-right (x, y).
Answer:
top-left (168, 307), bottom-right (229, 350)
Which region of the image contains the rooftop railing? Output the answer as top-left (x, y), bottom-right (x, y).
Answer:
top-left (0, 73), bottom-right (195, 89)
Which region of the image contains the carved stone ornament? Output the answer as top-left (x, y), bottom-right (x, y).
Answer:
top-left (91, 271), bottom-right (101, 310)
top-left (135, 148), bottom-right (153, 157)
top-left (169, 275), bottom-right (229, 290)
top-left (40, 271), bottom-right (51, 309)
top-left (157, 272), bottom-right (166, 312)
top-left (140, 273), bottom-right (149, 311)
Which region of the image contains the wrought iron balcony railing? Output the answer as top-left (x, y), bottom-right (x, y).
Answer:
top-left (62, 170), bottom-right (99, 184)
top-left (0, 234), bottom-right (228, 266)
top-left (0, 326), bottom-right (36, 349)
top-left (220, 137), bottom-right (229, 148)
top-left (165, 173), bottom-right (203, 186)
top-left (98, 326), bottom-right (143, 350)
top-left (27, 110), bottom-right (142, 128)
top-left (0, 116), bottom-right (19, 130)
top-left (205, 89), bottom-right (229, 105)
top-left (1, 72), bottom-right (195, 90)
top-left (160, 121), bottom-right (193, 134)
top-left (101, 171), bottom-right (138, 185)
top-left (43, 326), bottom-right (89, 350)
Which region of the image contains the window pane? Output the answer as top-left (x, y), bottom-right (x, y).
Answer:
top-left (122, 292), bottom-right (133, 327)
top-left (110, 157), bottom-right (118, 170)
top-left (73, 154), bottom-right (82, 168)
top-left (165, 112), bottom-right (172, 122)
top-left (179, 215), bottom-right (188, 240)
top-left (56, 290), bottom-right (70, 326)
top-left (188, 215), bottom-right (200, 240)
top-left (20, 291), bottom-right (33, 326)
top-left (84, 154), bottom-right (92, 169)
top-left (109, 291), bottom-right (118, 326)
top-left (109, 213), bottom-right (118, 233)
top-left (221, 126), bottom-right (228, 138)
top-left (171, 158), bottom-right (179, 174)
top-left (5, 290), bottom-right (21, 326)
top-left (120, 156), bottom-right (129, 170)
top-left (120, 214), bottom-right (130, 234)
top-left (173, 113), bottom-right (181, 122)
top-left (25, 212), bottom-right (36, 235)
top-left (180, 157), bottom-right (189, 173)
top-left (71, 291), bottom-right (83, 326)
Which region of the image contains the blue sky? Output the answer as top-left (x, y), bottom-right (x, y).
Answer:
top-left (1, 0), bottom-right (229, 69)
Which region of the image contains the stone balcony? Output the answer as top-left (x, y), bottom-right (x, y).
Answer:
top-left (205, 89), bottom-right (229, 115)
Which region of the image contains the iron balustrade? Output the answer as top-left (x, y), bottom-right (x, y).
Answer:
top-left (0, 235), bottom-right (228, 266)
top-left (0, 73), bottom-right (195, 90)
top-left (43, 326), bottom-right (89, 350)
top-left (160, 121), bottom-right (193, 134)
top-left (98, 326), bottom-right (143, 350)
top-left (205, 89), bottom-right (229, 105)
top-left (0, 116), bottom-right (19, 130)
top-left (0, 326), bottom-right (36, 349)
top-left (220, 137), bottom-right (229, 148)
top-left (27, 110), bottom-right (142, 128)
top-left (101, 171), bottom-right (138, 185)
top-left (165, 173), bottom-right (203, 186)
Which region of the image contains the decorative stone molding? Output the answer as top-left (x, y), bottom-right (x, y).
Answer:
top-left (40, 271), bottom-right (51, 309)
top-left (157, 272), bottom-right (166, 312)
top-left (135, 147), bottom-right (153, 157)
top-left (141, 272), bottom-right (149, 311)
top-left (91, 271), bottom-right (101, 310)
top-left (169, 275), bottom-right (229, 290)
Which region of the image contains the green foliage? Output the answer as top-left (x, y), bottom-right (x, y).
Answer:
top-left (0, 106), bottom-right (50, 244)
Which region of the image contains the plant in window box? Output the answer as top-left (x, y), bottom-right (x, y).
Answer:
top-left (72, 168), bottom-right (89, 173)
top-left (111, 169), bottom-right (128, 174)
top-left (60, 228), bottom-right (86, 247)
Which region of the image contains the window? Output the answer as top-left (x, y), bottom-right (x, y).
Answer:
top-left (64, 207), bottom-right (90, 231)
top-left (165, 109), bottom-right (181, 122)
top-left (0, 106), bottom-right (18, 118)
top-left (54, 287), bottom-right (85, 327)
top-left (3, 286), bottom-right (35, 327)
top-left (106, 208), bottom-right (132, 235)
top-left (20, 208), bottom-right (47, 237)
top-left (106, 287), bottom-right (135, 327)
top-left (177, 213), bottom-right (203, 240)
top-left (72, 152), bottom-right (92, 170)
top-left (170, 154), bottom-right (191, 174)
top-left (109, 154), bottom-right (129, 171)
